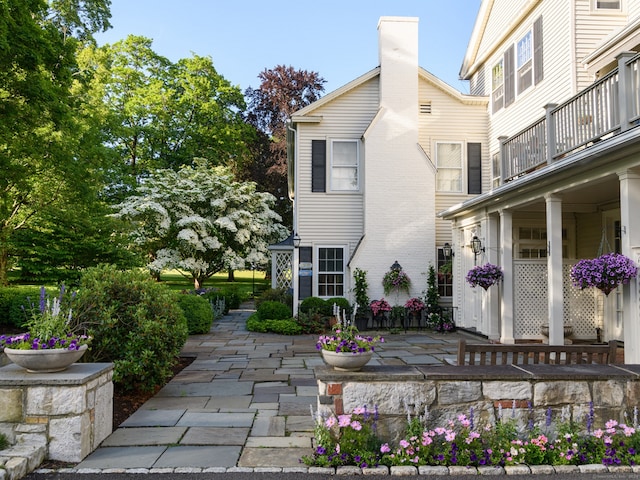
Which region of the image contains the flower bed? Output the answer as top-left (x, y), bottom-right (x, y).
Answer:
top-left (304, 404), bottom-right (640, 468)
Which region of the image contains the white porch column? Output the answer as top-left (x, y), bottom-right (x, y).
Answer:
top-left (486, 214), bottom-right (501, 341)
top-left (292, 246), bottom-right (300, 316)
top-left (499, 209), bottom-right (515, 344)
top-left (618, 169), bottom-right (640, 363)
top-left (546, 194), bottom-right (564, 346)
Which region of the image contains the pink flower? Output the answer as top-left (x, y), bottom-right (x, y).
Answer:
top-left (445, 431), bottom-right (456, 442)
top-left (350, 421), bottom-right (362, 431)
top-left (325, 416), bottom-right (336, 428)
top-left (593, 429), bottom-right (604, 438)
top-left (399, 439), bottom-right (410, 449)
top-left (338, 415), bottom-right (351, 427)
top-left (606, 419), bottom-right (619, 429)
top-left (380, 443), bottom-right (391, 453)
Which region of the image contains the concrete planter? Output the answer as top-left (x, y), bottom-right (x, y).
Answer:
top-left (4, 344), bottom-right (88, 373)
top-left (321, 350), bottom-right (373, 371)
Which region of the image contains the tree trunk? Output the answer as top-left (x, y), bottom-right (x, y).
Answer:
top-left (227, 269), bottom-right (235, 282)
top-left (193, 277), bottom-right (202, 290)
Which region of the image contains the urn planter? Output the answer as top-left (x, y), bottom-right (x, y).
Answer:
top-left (321, 349), bottom-right (373, 372)
top-left (4, 344), bottom-right (88, 373)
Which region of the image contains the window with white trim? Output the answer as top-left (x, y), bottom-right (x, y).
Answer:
top-left (595, 0), bottom-right (620, 10)
top-left (317, 247), bottom-right (345, 297)
top-left (517, 30), bottom-right (533, 93)
top-left (491, 151), bottom-right (501, 189)
top-left (491, 60), bottom-right (504, 113)
top-left (330, 139), bottom-right (359, 191)
top-left (436, 142), bottom-right (463, 192)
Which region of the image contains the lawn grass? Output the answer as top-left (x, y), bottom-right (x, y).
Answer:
top-left (159, 269), bottom-right (270, 298)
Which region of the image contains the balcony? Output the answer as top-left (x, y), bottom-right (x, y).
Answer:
top-left (500, 51), bottom-right (640, 183)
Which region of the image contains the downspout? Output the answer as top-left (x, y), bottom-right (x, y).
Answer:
top-left (287, 121), bottom-right (300, 316)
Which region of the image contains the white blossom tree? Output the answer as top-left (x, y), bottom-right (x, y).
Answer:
top-left (113, 160), bottom-right (288, 288)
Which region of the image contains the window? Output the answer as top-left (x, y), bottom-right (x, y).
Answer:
top-left (467, 143), bottom-right (482, 194)
top-left (436, 142), bottom-right (462, 192)
top-left (330, 140), bottom-right (359, 191)
top-left (492, 16), bottom-right (543, 112)
top-left (517, 31), bottom-right (533, 93)
top-left (491, 60), bottom-right (504, 113)
top-left (491, 151), bottom-right (501, 189)
top-left (318, 247), bottom-right (344, 297)
top-left (437, 248), bottom-right (453, 297)
top-left (516, 226), bottom-right (568, 258)
top-left (595, 0), bottom-right (620, 9)
top-left (311, 140), bottom-right (326, 192)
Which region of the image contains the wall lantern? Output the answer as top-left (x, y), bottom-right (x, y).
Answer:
top-left (293, 233), bottom-right (301, 249)
top-left (471, 236), bottom-right (484, 259)
top-left (390, 260), bottom-right (402, 271)
top-left (443, 242), bottom-right (454, 260)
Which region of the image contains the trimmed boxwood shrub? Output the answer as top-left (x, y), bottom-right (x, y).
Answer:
top-left (299, 296), bottom-right (329, 315)
top-left (246, 313), bottom-right (302, 335)
top-left (326, 297), bottom-right (352, 315)
top-left (255, 288), bottom-right (293, 310)
top-left (257, 300), bottom-right (292, 321)
top-left (178, 294), bottom-right (214, 334)
top-left (74, 265), bottom-right (188, 392)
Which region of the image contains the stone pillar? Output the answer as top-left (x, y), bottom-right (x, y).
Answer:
top-left (546, 194), bottom-right (564, 345)
top-left (499, 209), bottom-right (515, 343)
top-left (618, 169), bottom-right (640, 363)
top-left (0, 363), bottom-right (113, 463)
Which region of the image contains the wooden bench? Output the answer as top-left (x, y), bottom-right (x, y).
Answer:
top-left (456, 339), bottom-right (621, 366)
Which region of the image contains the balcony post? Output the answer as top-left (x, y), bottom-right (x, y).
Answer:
top-left (617, 51), bottom-right (636, 133)
top-left (544, 104), bottom-right (558, 162)
top-left (498, 135), bottom-right (508, 183)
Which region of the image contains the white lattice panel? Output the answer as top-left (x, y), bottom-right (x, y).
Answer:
top-left (274, 252), bottom-right (293, 289)
top-left (514, 260), bottom-right (598, 339)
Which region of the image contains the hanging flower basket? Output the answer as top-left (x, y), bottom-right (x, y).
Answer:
top-left (466, 263), bottom-right (503, 290)
top-left (570, 252), bottom-right (638, 296)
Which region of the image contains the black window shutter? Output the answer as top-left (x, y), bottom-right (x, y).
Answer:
top-left (311, 140), bottom-right (326, 192)
top-left (299, 246), bottom-right (312, 299)
top-left (467, 143), bottom-right (482, 194)
top-left (504, 46), bottom-right (515, 107)
top-left (534, 16), bottom-right (544, 85)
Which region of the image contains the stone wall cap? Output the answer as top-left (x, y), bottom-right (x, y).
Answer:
top-left (418, 364), bottom-right (531, 380)
top-left (0, 363), bottom-right (113, 385)
top-left (315, 364), bottom-right (423, 381)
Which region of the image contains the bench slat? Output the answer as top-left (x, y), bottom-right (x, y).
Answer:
top-left (457, 339), bottom-right (621, 366)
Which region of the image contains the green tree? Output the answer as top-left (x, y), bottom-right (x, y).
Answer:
top-left (0, 0), bottom-right (111, 285)
top-left (77, 36), bottom-right (254, 188)
top-left (113, 160), bottom-right (288, 289)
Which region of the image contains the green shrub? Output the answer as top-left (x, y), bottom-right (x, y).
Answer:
top-left (246, 313), bottom-right (302, 335)
top-left (178, 294), bottom-right (214, 334)
top-left (255, 287), bottom-right (293, 310)
top-left (299, 296), bottom-right (329, 315)
top-left (0, 432), bottom-right (8, 450)
top-left (296, 310), bottom-right (327, 334)
top-left (257, 300), bottom-right (292, 320)
top-left (74, 265), bottom-right (188, 392)
top-left (217, 285), bottom-right (244, 310)
top-left (0, 286), bottom-right (54, 328)
top-left (326, 297), bottom-right (352, 315)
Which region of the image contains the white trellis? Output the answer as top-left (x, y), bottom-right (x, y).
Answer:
top-left (271, 251), bottom-right (293, 290)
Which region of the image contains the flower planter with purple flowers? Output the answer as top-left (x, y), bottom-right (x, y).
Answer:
top-left (570, 252), bottom-right (638, 296)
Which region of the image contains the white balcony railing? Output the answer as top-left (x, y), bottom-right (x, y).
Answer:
top-left (500, 52), bottom-right (640, 183)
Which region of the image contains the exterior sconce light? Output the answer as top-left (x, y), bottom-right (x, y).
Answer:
top-left (443, 242), bottom-right (454, 260)
top-left (390, 260), bottom-right (402, 271)
top-left (471, 236), bottom-right (484, 259)
top-left (293, 233), bottom-right (301, 248)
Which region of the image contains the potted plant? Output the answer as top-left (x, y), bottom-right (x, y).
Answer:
top-left (382, 262), bottom-right (411, 296)
top-left (369, 298), bottom-right (391, 328)
top-left (316, 324), bottom-right (384, 371)
top-left (1, 285), bottom-right (90, 373)
top-left (404, 297), bottom-right (425, 328)
top-left (466, 263), bottom-right (504, 290)
top-left (352, 268), bottom-right (370, 330)
top-left (570, 252), bottom-right (638, 296)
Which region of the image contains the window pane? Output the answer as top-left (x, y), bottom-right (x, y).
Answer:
top-left (332, 167), bottom-right (358, 190)
top-left (596, 0), bottom-right (620, 8)
top-left (517, 32), bottom-right (532, 68)
top-left (333, 141), bottom-right (357, 166)
top-left (436, 143), bottom-right (462, 192)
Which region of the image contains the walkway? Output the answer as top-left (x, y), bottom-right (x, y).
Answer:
top-left (67, 304), bottom-right (468, 473)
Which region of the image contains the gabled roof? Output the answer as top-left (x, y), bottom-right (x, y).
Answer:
top-left (291, 65), bottom-right (486, 122)
top-left (460, 0), bottom-right (540, 80)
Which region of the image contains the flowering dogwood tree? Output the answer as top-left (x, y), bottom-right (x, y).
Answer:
top-left (113, 161), bottom-right (288, 288)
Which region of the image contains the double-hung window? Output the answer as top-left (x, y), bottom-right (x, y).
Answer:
top-left (330, 139), bottom-right (359, 191)
top-left (436, 142), bottom-right (463, 193)
top-left (317, 247), bottom-right (345, 297)
top-left (517, 31), bottom-right (533, 93)
top-left (595, 0), bottom-right (620, 9)
top-left (491, 60), bottom-right (504, 113)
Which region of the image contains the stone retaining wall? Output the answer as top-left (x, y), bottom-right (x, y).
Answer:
top-left (0, 363), bottom-right (113, 479)
top-left (316, 363), bottom-right (640, 444)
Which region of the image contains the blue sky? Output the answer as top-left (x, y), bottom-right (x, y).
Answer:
top-left (95, 1), bottom-right (481, 95)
